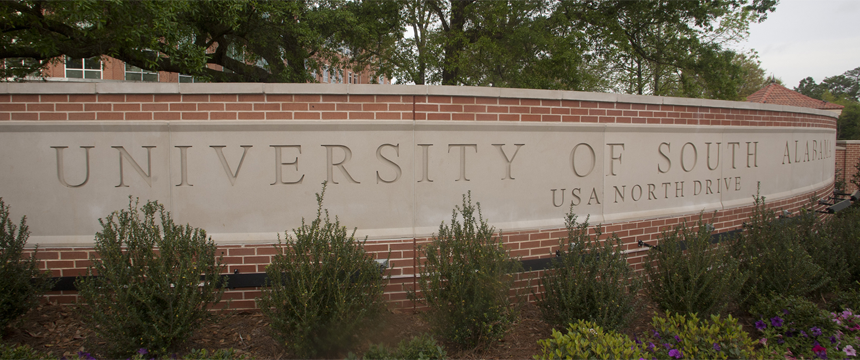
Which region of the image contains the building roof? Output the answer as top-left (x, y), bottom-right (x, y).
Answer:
top-left (747, 82), bottom-right (844, 110)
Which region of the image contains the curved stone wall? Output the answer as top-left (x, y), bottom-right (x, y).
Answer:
top-left (0, 83), bottom-right (838, 308)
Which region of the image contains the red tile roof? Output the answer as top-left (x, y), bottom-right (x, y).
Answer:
top-left (747, 83), bottom-right (844, 110)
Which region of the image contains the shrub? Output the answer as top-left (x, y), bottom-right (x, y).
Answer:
top-left (731, 193), bottom-right (829, 308)
top-left (536, 211), bottom-right (640, 331)
top-left (0, 343), bottom-right (48, 360)
top-left (360, 333), bottom-right (446, 360)
top-left (750, 293), bottom-right (836, 335)
top-left (834, 283), bottom-right (860, 312)
top-left (0, 198), bottom-right (54, 330)
top-left (76, 199), bottom-right (225, 357)
top-left (819, 207), bottom-right (860, 285)
top-left (644, 215), bottom-right (746, 317)
top-left (414, 193), bottom-right (521, 348)
top-left (258, 184), bottom-right (387, 358)
top-left (645, 312), bottom-right (759, 360)
top-left (535, 320), bottom-right (649, 360)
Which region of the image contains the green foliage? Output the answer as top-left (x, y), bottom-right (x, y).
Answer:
top-left (0, 343), bottom-right (47, 360)
top-left (258, 184), bottom-right (387, 358)
top-left (799, 203), bottom-right (860, 288)
top-left (180, 348), bottom-right (254, 360)
top-left (360, 333), bottom-right (446, 360)
top-left (534, 320), bottom-right (649, 360)
top-left (536, 211), bottom-right (640, 331)
top-left (644, 215), bottom-right (746, 317)
top-left (1, 0), bottom-right (400, 82)
top-left (755, 306), bottom-right (860, 360)
top-left (645, 312), bottom-right (760, 360)
top-left (730, 193), bottom-right (829, 308)
top-left (0, 198), bottom-right (54, 330)
top-left (750, 293), bottom-right (836, 335)
top-left (414, 193), bottom-right (521, 348)
top-left (834, 283), bottom-right (860, 312)
top-left (76, 199), bottom-right (225, 358)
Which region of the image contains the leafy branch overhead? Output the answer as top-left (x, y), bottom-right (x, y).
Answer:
top-left (2, 0), bottom-right (776, 100)
top-left (0, 0), bottom-right (400, 83)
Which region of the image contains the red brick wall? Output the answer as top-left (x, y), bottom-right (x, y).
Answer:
top-left (2, 85), bottom-right (838, 310)
top-left (836, 141), bottom-right (860, 193)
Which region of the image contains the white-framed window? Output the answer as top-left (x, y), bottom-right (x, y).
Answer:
top-left (323, 66), bottom-right (329, 83)
top-left (125, 63), bottom-right (159, 82)
top-left (65, 56), bottom-right (101, 79)
top-left (179, 74), bottom-right (201, 83)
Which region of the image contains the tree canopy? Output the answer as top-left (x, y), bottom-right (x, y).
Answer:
top-left (795, 67), bottom-right (860, 140)
top-left (1, 0), bottom-right (777, 100)
top-left (1, 0), bottom-right (400, 82)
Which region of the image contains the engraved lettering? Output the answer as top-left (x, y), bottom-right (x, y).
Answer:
top-left (804, 141), bottom-right (810, 162)
top-left (813, 140), bottom-right (818, 160)
top-left (418, 144), bottom-right (433, 183)
top-left (614, 185), bottom-right (625, 203)
top-left (735, 176), bottom-right (741, 191)
top-left (658, 142), bottom-right (671, 173)
top-left (211, 145), bottom-right (252, 186)
top-left (631, 185), bottom-right (642, 202)
top-left (746, 142), bottom-right (758, 168)
top-left (551, 189), bottom-right (566, 207)
top-left (681, 142), bottom-right (697, 172)
top-left (376, 144), bottom-right (402, 184)
top-left (706, 179), bottom-right (713, 194)
top-left (694, 180), bottom-right (702, 195)
top-left (113, 146), bottom-right (155, 187)
top-left (571, 143), bottom-right (595, 177)
top-left (448, 144), bottom-right (477, 181)
top-left (728, 142), bottom-right (740, 169)
top-left (175, 146), bottom-right (192, 187)
top-left (706, 142), bottom-right (721, 170)
top-left (322, 145), bottom-right (359, 184)
top-left (52, 146), bottom-right (93, 188)
top-left (607, 143), bottom-right (624, 176)
top-left (675, 181), bottom-right (684, 197)
top-left (648, 184), bottom-right (657, 200)
top-left (493, 144), bottom-right (524, 180)
top-left (571, 188), bottom-right (582, 206)
top-left (783, 142), bottom-right (792, 164)
top-left (588, 188), bottom-right (600, 205)
top-left (662, 182), bottom-right (671, 198)
top-left (271, 145), bottom-right (304, 185)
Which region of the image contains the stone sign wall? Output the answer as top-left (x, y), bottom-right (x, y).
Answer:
top-left (0, 83), bottom-right (838, 309)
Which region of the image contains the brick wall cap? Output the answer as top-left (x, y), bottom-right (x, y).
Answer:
top-left (1, 82), bottom-right (838, 118)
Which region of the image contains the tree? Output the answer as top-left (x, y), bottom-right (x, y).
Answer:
top-left (0, 0), bottom-right (400, 82)
top-left (795, 67), bottom-right (860, 102)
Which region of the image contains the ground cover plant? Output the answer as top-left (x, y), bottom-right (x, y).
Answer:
top-left (258, 183), bottom-right (387, 358)
top-left (76, 199), bottom-right (225, 358)
top-left (356, 333), bottom-right (446, 360)
top-left (414, 193), bottom-right (522, 348)
top-left (755, 307), bottom-right (860, 359)
top-left (536, 211), bottom-right (640, 331)
top-left (644, 215), bottom-right (746, 317)
top-left (0, 198), bottom-right (54, 331)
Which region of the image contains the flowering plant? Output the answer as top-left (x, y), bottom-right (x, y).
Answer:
top-left (757, 309), bottom-right (860, 359)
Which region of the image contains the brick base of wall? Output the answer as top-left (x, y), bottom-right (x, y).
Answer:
top-left (32, 183), bottom-right (834, 311)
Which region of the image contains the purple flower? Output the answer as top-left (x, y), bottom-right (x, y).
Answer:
top-left (778, 338), bottom-right (785, 344)
top-left (783, 309), bottom-right (790, 315)
top-left (813, 344), bottom-right (828, 359)
top-left (664, 343), bottom-right (673, 349)
top-left (77, 352), bottom-right (96, 360)
top-left (812, 327), bottom-right (823, 336)
top-left (647, 342), bottom-right (655, 352)
top-left (831, 336), bottom-right (838, 344)
top-left (756, 320), bottom-right (767, 330)
top-left (668, 349), bottom-right (683, 359)
top-left (713, 343), bottom-right (721, 351)
top-left (653, 330), bottom-right (661, 339)
top-left (635, 337), bottom-right (642, 345)
top-left (771, 316), bottom-right (784, 327)
top-left (802, 330), bottom-right (809, 337)
top-left (674, 335), bottom-right (681, 343)
top-left (844, 345), bottom-right (856, 357)
top-left (138, 348), bottom-right (148, 355)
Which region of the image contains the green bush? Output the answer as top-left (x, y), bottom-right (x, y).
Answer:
top-left (534, 320), bottom-right (649, 360)
top-left (0, 343), bottom-right (48, 360)
top-left (414, 193), bottom-right (521, 348)
top-left (536, 211), bottom-right (640, 331)
top-left (645, 312), bottom-right (760, 360)
top-left (0, 198), bottom-right (54, 330)
top-left (731, 193), bottom-right (829, 309)
top-left (644, 215), bottom-right (746, 317)
top-left (258, 184), bottom-right (387, 358)
top-left (818, 207), bottom-right (860, 286)
top-left (750, 293), bottom-right (835, 335)
top-left (76, 199), bottom-right (225, 358)
top-left (360, 333), bottom-right (446, 360)
top-left (834, 283), bottom-right (860, 312)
